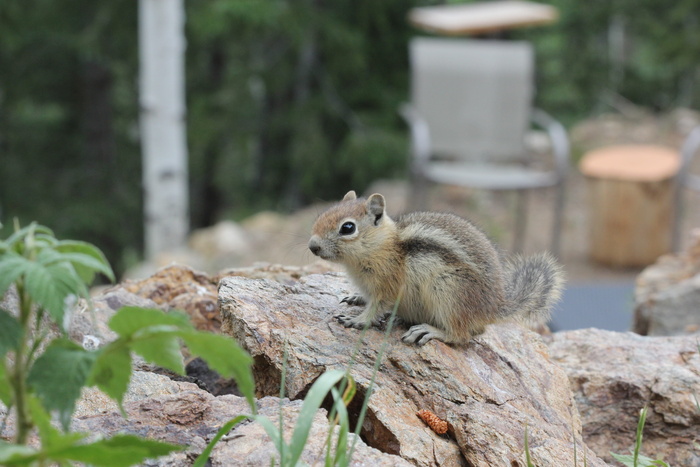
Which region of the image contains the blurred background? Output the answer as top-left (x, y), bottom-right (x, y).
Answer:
top-left (1, 0), bottom-right (699, 332)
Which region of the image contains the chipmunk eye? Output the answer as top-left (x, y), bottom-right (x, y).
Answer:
top-left (339, 222), bottom-right (356, 235)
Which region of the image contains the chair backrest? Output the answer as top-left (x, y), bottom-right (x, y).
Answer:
top-left (409, 37), bottom-right (534, 163)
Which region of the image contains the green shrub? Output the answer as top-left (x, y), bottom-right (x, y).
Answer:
top-left (0, 222), bottom-right (254, 466)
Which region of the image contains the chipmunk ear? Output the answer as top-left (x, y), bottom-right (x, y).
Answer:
top-left (342, 190), bottom-right (357, 202)
top-left (367, 194), bottom-right (385, 225)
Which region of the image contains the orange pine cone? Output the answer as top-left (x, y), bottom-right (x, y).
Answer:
top-left (416, 409), bottom-right (448, 435)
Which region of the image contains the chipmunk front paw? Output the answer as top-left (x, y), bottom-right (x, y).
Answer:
top-left (335, 313), bottom-right (371, 329)
top-left (340, 295), bottom-right (366, 306)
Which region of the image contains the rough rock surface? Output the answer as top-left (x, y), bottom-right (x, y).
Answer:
top-left (122, 265), bottom-right (221, 333)
top-left (634, 229), bottom-right (700, 335)
top-left (74, 370), bottom-right (198, 419)
top-left (120, 263), bottom-right (336, 333)
top-left (219, 273), bottom-right (606, 466)
top-left (216, 261), bottom-right (339, 285)
top-left (72, 372), bottom-right (410, 466)
top-left (9, 261), bottom-right (698, 466)
top-left (70, 288), bottom-right (159, 348)
top-left (547, 329), bottom-right (700, 466)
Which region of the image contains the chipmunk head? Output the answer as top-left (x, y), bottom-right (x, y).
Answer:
top-left (308, 190), bottom-right (395, 263)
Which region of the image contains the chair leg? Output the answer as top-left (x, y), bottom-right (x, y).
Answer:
top-left (410, 171), bottom-right (429, 211)
top-left (513, 189), bottom-right (528, 253)
top-left (551, 182), bottom-right (565, 257)
top-left (672, 183), bottom-right (684, 253)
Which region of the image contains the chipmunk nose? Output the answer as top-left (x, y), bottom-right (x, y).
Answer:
top-left (308, 238), bottom-right (321, 256)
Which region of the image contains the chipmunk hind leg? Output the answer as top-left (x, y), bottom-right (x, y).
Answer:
top-left (401, 286), bottom-right (488, 345)
top-left (400, 294), bottom-right (473, 346)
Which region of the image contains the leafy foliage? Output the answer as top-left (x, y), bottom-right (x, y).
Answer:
top-left (0, 309), bottom-right (22, 357)
top-left (27, 339), bottom-right (98, 429)
top-left (0, 223), bottom-right (254, 466)
top-left (516, 0), bottom-right (700, 122)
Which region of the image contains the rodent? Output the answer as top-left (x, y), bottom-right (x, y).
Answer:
top-left (308, 190), bottom-right (564, 345)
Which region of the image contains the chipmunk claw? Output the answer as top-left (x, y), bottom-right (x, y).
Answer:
top-left (340, 295), bottom-right (366, 306)
top-left (402, 324), bottom-right (447, 346)
top-left (334, 313), bottom-right (370, 329)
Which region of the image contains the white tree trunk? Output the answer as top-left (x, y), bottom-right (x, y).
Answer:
top-left (139, 0), bottom-right (188, 260)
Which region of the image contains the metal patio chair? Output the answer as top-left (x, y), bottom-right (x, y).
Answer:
top-left (400, 37), bottom-right (569, 254)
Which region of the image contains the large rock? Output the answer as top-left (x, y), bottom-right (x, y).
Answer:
top-left (122, 265), bottom-right (220, 333)
top-left (70, 288), bottom-right (159, 349)
top-left (547, 329), bottom-right (700, 466)
top-left (634, 229), bottom-right (700, 336)
top-left (72, 372), bottom-right (409, 466)
top-left (119, 263), bottom-right (337, 333)
top-left (219, 273), bottom-right (605, 466)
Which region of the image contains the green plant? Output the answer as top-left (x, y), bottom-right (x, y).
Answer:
top-left (695, 341), bottom-right (699, 451)
top-left (192, 363), bottom-right (356, 467)
top-left (524, 424), bottom-right (535, 467)
top-left (0, 222), bottom-right (255, 466)
top-left (610, 406), bottom-right (669, 467)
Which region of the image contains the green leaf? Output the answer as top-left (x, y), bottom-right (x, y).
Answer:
top-left (0, 308), bottom-right (22, 357)
top-left (109, 307), bottom-right (193, 338)
top-left (179, 331), bottom-right (255, 409)
top-left (33, 233), bottom-right (58, 248)
top-left (610, 452), bottom-right (634, 466)
top-left (130, 333), bottom-right (185, 375)
top-left (328, 386), bottom-right (351, 466)
top-left (3, 222), bottom-right (53, 251)
top-left (55, 240), bottom-right (115, 283)
top-left (0, 252), bottom-right (31, 297)
top-left (0, 442), bottom-right (39, 465)
top-left (27, 339), bottom-right (97, 430)
top-left (28, 395), bottom-right (86, 450)
top-left (55, 434), bottom-right (183, 467)
top-left (0, 433), bottom-right (181, 467)
top-left (89, 343), bottom-right (132, 408)
top-left (28, 394), bottom-right (62, 445)
top-left (288, 369), bottom-right (348, 466)
top-left (36, 248), bottom-right (90, 295)
top-left (634, 406), bottom-right (648, 462)
top-left (24, 262), bottom-right (80, 326)
top-left (525, 424), bottom-right (534, 467)
top-left (193, 415), bottom-right (251, 467)
top-left (58, 252), bottom-right (114, 284)
top-left (610, 452), bottom-right (669, 467)
top-left (0, 361), bottom-right (11, 405)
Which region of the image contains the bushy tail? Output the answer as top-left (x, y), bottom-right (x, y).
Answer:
top-left (503, 252), bottom-right (565, 324)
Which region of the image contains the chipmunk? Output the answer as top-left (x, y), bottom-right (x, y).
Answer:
top-left (308, 190), bottom-right (564, 345)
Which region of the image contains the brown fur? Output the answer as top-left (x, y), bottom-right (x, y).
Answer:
top-left (308, 190), bottom-right (564, 345)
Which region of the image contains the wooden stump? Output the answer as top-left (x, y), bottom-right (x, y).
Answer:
top-left (579, 145), bottom-right (680, 267)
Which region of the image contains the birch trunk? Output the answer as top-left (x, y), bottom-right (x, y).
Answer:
top-left (139, 0), bottom-right (188, 259)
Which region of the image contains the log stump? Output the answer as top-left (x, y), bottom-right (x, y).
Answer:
top-left (579, 145), bottom-right (680, 267)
